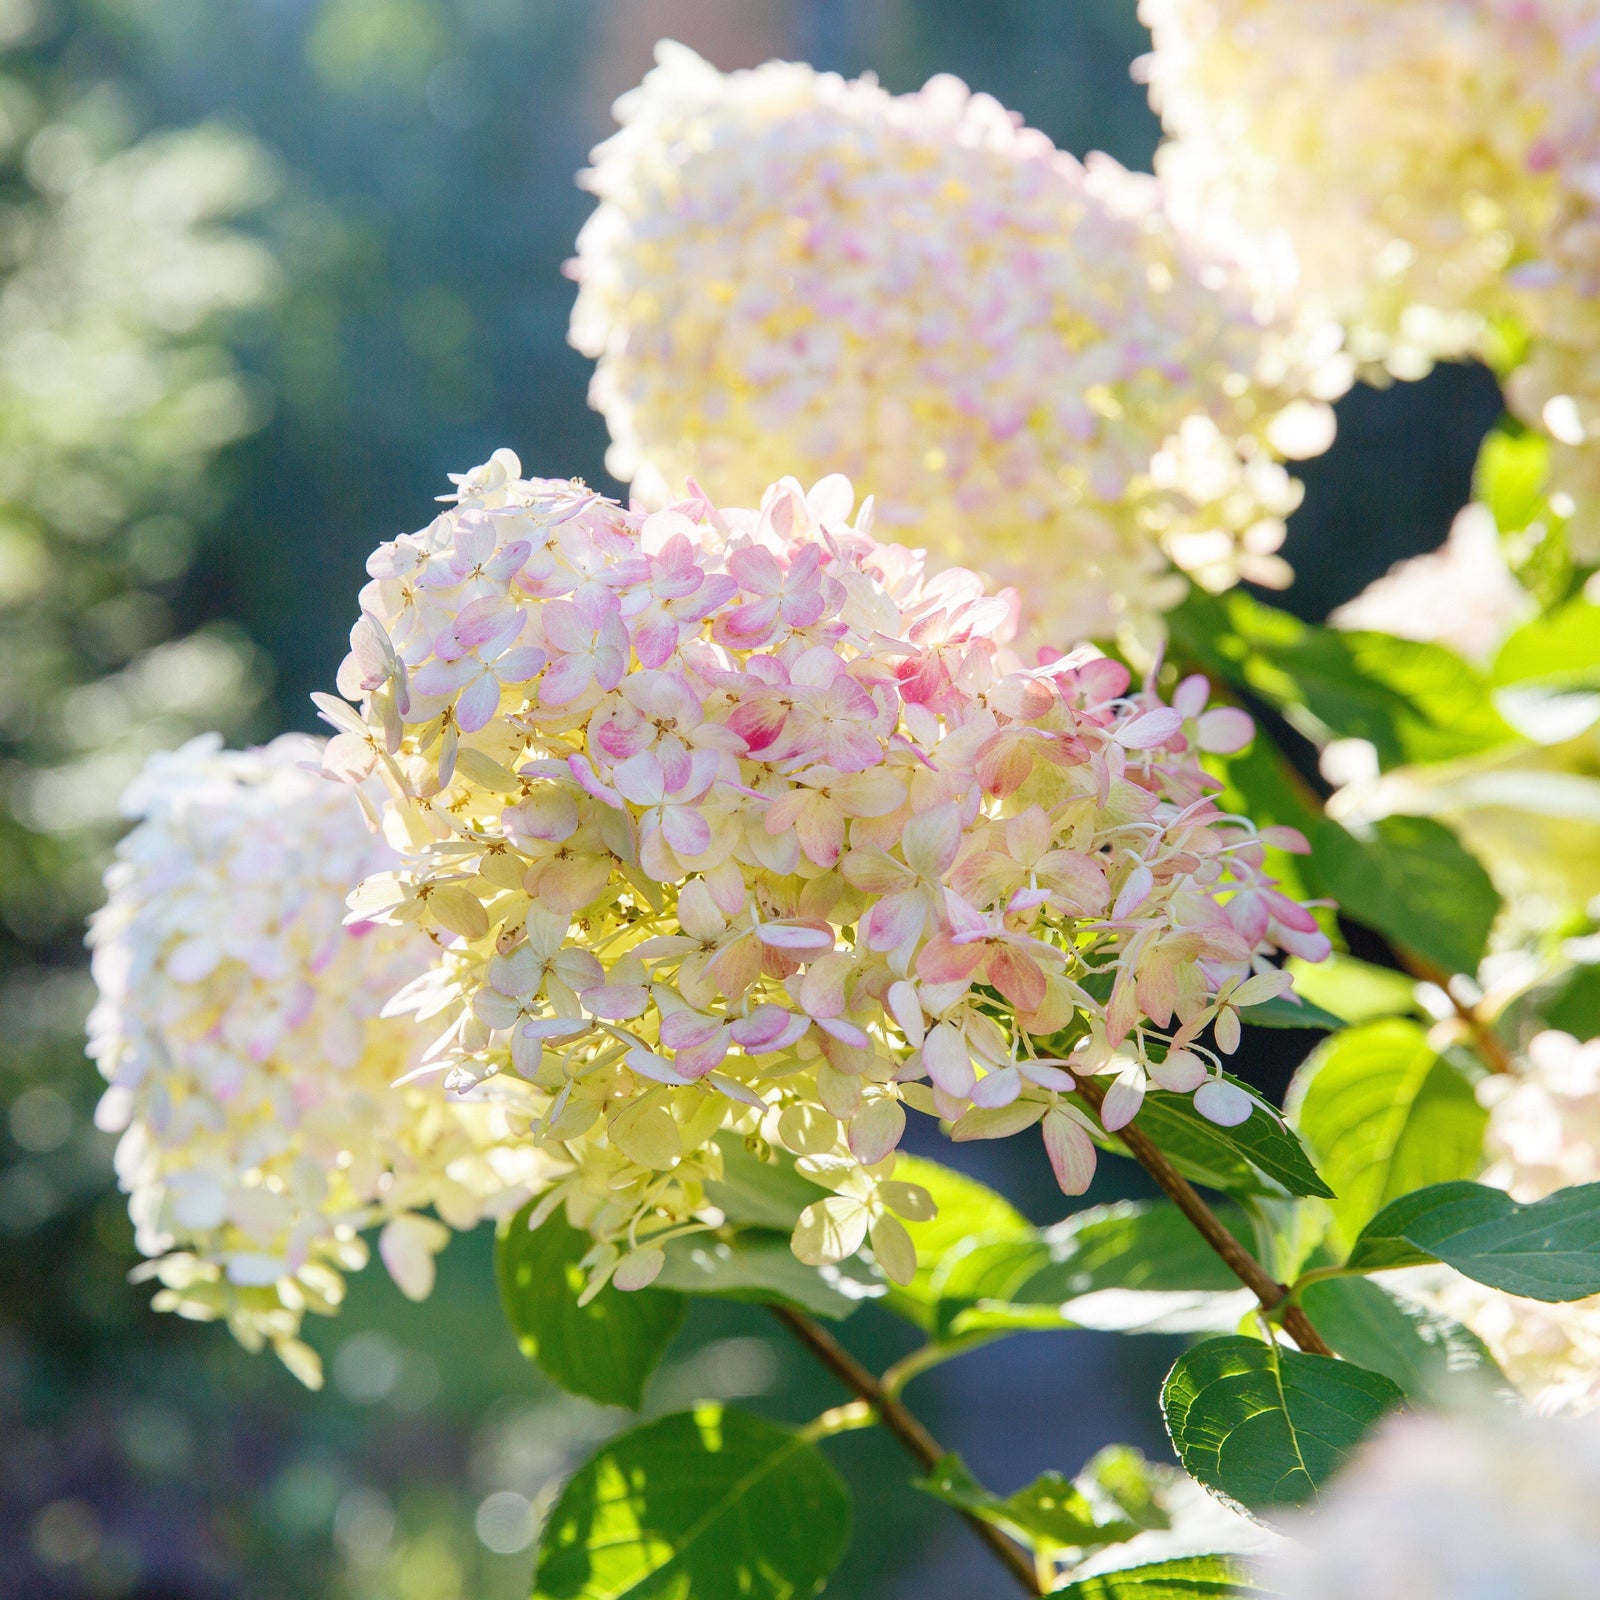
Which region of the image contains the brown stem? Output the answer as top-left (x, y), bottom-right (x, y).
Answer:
top-left (1397, 952), bottom-right (1515, 1075)
top-left (1075, 1078), bottom-right (1334, 1357)
top-left (771, 1306), bottom-right (1043, 1596)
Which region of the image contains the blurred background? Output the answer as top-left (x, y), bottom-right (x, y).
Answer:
top-left (0, 1), bottom-right (1503, 1596)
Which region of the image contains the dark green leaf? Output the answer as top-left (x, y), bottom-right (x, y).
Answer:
top-left (496, 1203), bottom-right (684, 1409)
top-left (1300, 1276), bottom-right (1504, 1402)
top-left (1289, 1019), bottom-right (1487, 1247)
top-left (1311, 815), bottom-right (1502, 978)
top-left (1170, 590), bottom-right (1516, 769)
top-left (1162, 1336), bottom-right (1403, 1510)
top-left (917, 1454), bottom-right (1136, 1551)
top-left (1498, 960), bottom-right (1600, 1044)
top-left (1048, 1555), bottom-right (1267, 1599)
top-left (704, 1130), bottom-right (829, 1231)
top-left (531, 1404), bottom-right (851, 1600)
top-left (654, 1230), bottom-right (876, 1320)
top-left (1239, 992), bottom-right (1346, 1031)
top-left (1131, 1080), bottom-right (1334, 1200)
top-left (1345, 1180), bottom-right (1600, 1301)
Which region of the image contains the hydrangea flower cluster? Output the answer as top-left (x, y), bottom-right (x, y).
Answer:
top-left (325, 450), bottom-right (1327, 1296)
top-left (1261, 1407), bottom-right (1600, 1598)
top-left (88, 735), bottom-right (541, 1385)
top-left (1139, 0), bottom-right (1600, 556)
top-left (1137, 0), bottom-right (1600, 379)
top-left (1435, 1031), bottom-right (1600, 1415)
top-left (568, 44), bottom-right (1342, 648)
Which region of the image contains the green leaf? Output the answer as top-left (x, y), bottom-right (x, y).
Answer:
top-left (1345, 1180), bottom-right (1600, 1301)
top-left (1493, 599), bottom-right (1600, 690)
top-left (880, 1154), bottom-right (1030, 1327)
top-left (1311, 815), bottom-right (1502, 977)
top-left (1162, 1336), bottom-right (1403, 1510)
top-left (1541, 963), bottom-right (1600, 1040)
top-left (1048, 1555), bottom-right (1267, 1599)
top-left (917, 1454), bottom-right (1137, 1552)
top-left (932, 1201), bottom-right (1258, 1338)
top-left (1170, 589), bottom-right (1516, 769)
top-left (654, 1230), bottom-right (876, 1320)
top-left (1289, 1019), bottom-right (1487, 1247)
top-left (704, 1130), bottom-right (830, 1231)
top-left (1130, 1079), bottom-right (1334, 1200)
top-left (531, 1404), bottom-right (851, 1600)
top-left (1475, 424), bottom-right (1549, 534)
top-left (1300, 1276), bottom-right (1503, 1402)
top-left (1285, 952), bottom-right (1420, 1026)
top-left (496, 1203), bottom-right (685, 1409)
top-left (1498, 959), bottom-right (1600, 1044)
top-left (1238, 992), bottom-right (1346, 1031)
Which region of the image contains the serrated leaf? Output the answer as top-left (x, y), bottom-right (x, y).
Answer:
top-left (1289, 1019), bottom-right (1487, 1248)
top-left (1048, 1554), bottom-right (1266, 1598)
top-left (531, 1404), bottom-right (851, 1600)
top-left (704, 1130), bottom-right (829, 1231)
top-left (1129, 1079), bottom-right (1333, 1199)
top-left (1311, 815), bottom-right (1502, 978)
top-left (878, 1154), bottom-right (1030, 1328)
top-left (654, 1230), bottom-right (878, 1320)
top-left (1162, 1336), bottom-right (1402, 1510)
top-left (1345, 1179), bottom-right (1600, 1301)
top-left (1299, 1276), bottom-right (1503, 1402)
top-left (496, 1202), bottom-right (684, 1409)
top-left (917, 1454), bottom-right (1137, 1552)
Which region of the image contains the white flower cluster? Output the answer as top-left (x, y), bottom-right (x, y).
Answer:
top-left (1436, 1031), bottom-right (1600, 1415)
top-left (1262, 1407), bottom-right (1600, 1599)
top-left (570, 44), bottom-right (1342, 648)
top-left (1138, 0), bottom-right (1600, 555)
top-left (88, 735), bottom-right (541, 1384)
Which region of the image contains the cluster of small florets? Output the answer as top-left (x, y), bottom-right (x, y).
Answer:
top-left (1261, 1407), bottom-right (1600, 1597)
top-left (87, 735), bottom-right (542, 1385)
top-left (1436, 1031), bottom-right (1600, 1415)
top-left (326, 450), bottom-right (1327, 1296)
top-left (1137, 0), bottom-right (1600, 382)
top-left (569, 44), bottom-right (1342, 648)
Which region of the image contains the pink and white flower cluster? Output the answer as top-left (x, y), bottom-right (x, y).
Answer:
top-left (325, 450), bottom-right (1327, 1293)
top-left (88, 734), bottom-right (541, 1384)
top-left (1138, 0), bottom-right (1600, 555)
top-left (569, 45), bottom-right (1342, 649)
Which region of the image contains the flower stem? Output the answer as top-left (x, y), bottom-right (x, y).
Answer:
top-left (1075, 1077), bottom-right (1334, 1357)
top-left (880, 1331), bottom-right (1000, 1400)
top-left (770, 1306), bottom-right (1043, 1596)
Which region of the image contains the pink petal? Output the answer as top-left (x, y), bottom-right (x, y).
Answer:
top-left (1197, 707), bottom-right (1254, 754)
top-left (1043, 1108), bottom-right (1096, 1195)
top-left (1194, 1080), bottom-right (1253, 1127)
top-left (1114, 708), bottom-right (1183, 749)
top-left (923, 1024), bottom-right (975, 1097)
